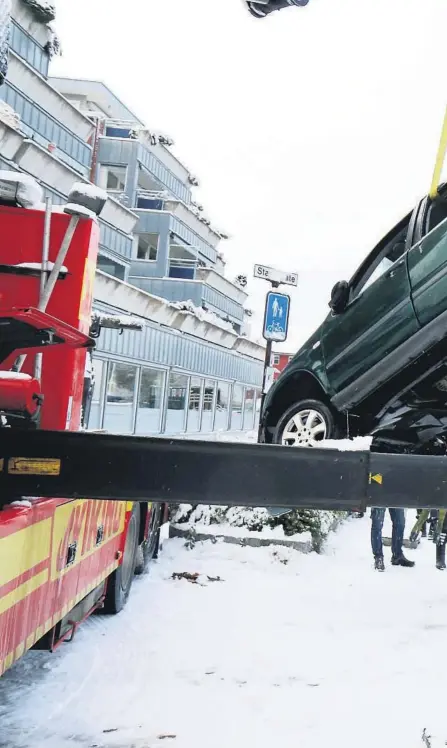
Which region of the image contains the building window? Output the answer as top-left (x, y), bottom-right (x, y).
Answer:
top-left (215, 381), bottom-right (230, 431)
top-left (187, 376), bottom-right (203, 432)
top-left (136, 368), bottom-right (165, 435)
top-left (201, 379), bottom-right (216, 432)
top-left (97, 254), bottom-right (127, 280)
top-left (105, 166), bottom-right (127, 191)
top-left (137, 233), bottom-right (159, 261)
top-left (230, 384), bottom-right (244, 431)
top-left (243, 387), bottom-right (256, 431)
top-left (288, 355), bottom-right (293, 362)
top-left (165, 372), bottom-right (189, 433)
top-left (272, 354), bottom-right (280, 365)
top-left (103, 362), bottom-right (137, 434)
top-left (88, 358), bottom-right (105, 430)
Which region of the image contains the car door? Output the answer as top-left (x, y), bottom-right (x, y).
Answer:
top-left (407, 195), bottom-right (447, 327)
top-left (322, 212), bottom-right (420, 407)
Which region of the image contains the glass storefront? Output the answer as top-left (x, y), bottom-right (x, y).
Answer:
top-left (88, 358), bottom-right (104, 430)
top-left (201, 379), bottom-right (216, 432)
top-left (230, 384), bottom-right (244, 430)
top-left (214, 381), bottom-right (230, 431)
top-left (135, 368), bottom-right (165, 434)
top-left (165, 372), bottom-right (189, 433)
top-left (103, 362), bottom-right (137, 434)
top-left (187, 376), bottom-right (203, 432)
top-left (243, 387), bottom-right (256, 431)
top-left (88, 357), bottom-right (260, 436)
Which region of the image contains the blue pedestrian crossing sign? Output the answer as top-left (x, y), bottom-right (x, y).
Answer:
top-left (263, 291), bottom-right (290, 342)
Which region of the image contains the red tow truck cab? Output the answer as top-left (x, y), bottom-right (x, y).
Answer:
top-left (0, 173), bottom-right (167, 677)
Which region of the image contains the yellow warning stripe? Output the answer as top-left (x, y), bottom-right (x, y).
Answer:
top-left (0, 570), bottom-right (49, 616)
top-left (0, 559), bottom-right (119, 676)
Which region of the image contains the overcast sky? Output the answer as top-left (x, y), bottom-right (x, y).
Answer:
top-left (52, 0), bottom-right (446, 350)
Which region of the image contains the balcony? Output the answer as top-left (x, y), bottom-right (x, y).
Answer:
top-left (98, 135), bottom-right (191, 204)
top-left (128, 274), bottom-right (245, 327)
top-left (136, 191), bottom-right (221, 249)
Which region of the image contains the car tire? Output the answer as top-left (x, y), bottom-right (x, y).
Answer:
top-left (103, 503), bottom-right (140, 614)
top-left (134, 503), bottom-right (162, 575)
top-left (274, 398), bottom-right (339, 447)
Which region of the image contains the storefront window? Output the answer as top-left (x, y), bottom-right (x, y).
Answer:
top-left (230, 384), bottom-right (244, 430)
top-left (187, 376), bottom-right (203, 432)
top-left (88, 358), bottom-right (105, 430)
top-left (165, 372), bottom-right (189, 433)
top-left (243, 387), bottom-right (256, 431)
top-left (103, 362), bottom-right (137, 434)
top-left (135, 368), bottom-right (165, 434)
top-left (214, 381), bottom-right (230, 431)
top-left (254, 389), bottom-right (263, 430)
top-left (201, 379), bottom-right (216, 432)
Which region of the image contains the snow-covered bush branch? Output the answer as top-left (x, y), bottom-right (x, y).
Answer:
top-left (22, 0), bottom-right (55, 23)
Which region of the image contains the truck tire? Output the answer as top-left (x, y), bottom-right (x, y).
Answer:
top-left (134, 503), bottom-right (162, 575)
top-left (103, 502), bottom-right (140, 614)
top-left (274, 398), bottom-right (339, 447)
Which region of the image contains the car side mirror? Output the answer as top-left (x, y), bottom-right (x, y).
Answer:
top-left (329, 280), bottom-right (349, 314)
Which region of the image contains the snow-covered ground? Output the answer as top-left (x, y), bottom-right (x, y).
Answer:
top-left (1, 509), bottom-right (447, 748)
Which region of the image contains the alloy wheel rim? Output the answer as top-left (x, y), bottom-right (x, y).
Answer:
top-left (281, 408), bottom-right (327, 447)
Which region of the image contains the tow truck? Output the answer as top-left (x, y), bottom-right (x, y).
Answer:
top-left (1, 0), bottom-right (447, 681)
top-left (0, 174), bottom-right (168, 677)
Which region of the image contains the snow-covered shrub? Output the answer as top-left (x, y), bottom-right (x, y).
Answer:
top-left (170, 503), bottom-right (345, 551)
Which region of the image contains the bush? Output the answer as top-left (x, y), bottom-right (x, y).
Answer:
top-left (170, 504), bottom-right (345, 552)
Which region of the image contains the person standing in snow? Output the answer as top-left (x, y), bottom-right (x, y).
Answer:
top-left (410, 509), bottom-right (447, 570)
top-left (370, 508), bottom-right (415, 571)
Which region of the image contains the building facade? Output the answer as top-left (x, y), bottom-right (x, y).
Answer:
top-left (0, 0), bottom-right (264, 434)
top-left (272, 351), bottom-right (294, 381)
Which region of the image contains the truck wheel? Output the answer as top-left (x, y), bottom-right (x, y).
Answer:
top-left (103, 503), bottom-right (140, 614)
top-left (274, 399), bottom-right (338, 447)
top-left (135, 503), bottom-right (162, 575)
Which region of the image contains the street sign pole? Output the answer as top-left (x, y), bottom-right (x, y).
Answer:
top-left (254, 264), bottom-right (296, 441)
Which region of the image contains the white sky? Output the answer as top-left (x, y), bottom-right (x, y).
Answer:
top-left (52, 0), bottom-right (447, 350)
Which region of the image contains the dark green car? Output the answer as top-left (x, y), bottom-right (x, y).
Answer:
top-left (259, 186), bottom-right (447, 447)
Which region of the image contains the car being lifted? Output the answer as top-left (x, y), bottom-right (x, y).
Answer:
top-left (259, 184), bottom-right (447, 453)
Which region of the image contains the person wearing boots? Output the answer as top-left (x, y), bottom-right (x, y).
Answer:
top-left (410, 509), bottom-right (447, 570)
top-left (371, 507), bottom-right (415, 571)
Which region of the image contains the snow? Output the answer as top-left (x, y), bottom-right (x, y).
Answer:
top-left (0, 371), bottom-right (32, 380)
top-left (92, 311), bottom-right (144, 329)
top-left (70, 182), bottom-right (108, 203)
top-left (15, 262), bottom-right (68, 274)
top-left (0, 101), bottom-right (20, 130)
top-left (63, 203), bottom-right (97, 220)
top-left (0, 171), bottom-right (43, 208)
top-left (3, 510), bottom-right (447, 748)
top-left (320, 436), bottom-right (373, 451)
top-left (169, 299), bottom-right (235, 334)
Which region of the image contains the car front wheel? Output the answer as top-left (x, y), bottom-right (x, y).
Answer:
top-left (275, 399), bottom-right (338, 447)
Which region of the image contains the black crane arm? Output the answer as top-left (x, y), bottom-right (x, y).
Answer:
top-left (0, 429), bottom-right (445, 512)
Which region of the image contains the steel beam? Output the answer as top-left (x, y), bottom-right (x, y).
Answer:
top-left (0, 429), bottom-right (446, 511)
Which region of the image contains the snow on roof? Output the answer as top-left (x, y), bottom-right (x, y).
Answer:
top-left (21, 0), bottom-right (56, 23)
top-left (71, 182), bottom-right (107, 202)
top-left (64, 203), bottom-right (97, 220)
top-left (0, 101), bottom-right (21, 130)
top-left (169, 300), bottom-right (235, 334)
top-left (16, 261), bottom-right (68, 273)
top-left (0, 170), bottom-right (43, 208)
top-left (0, 371), bottom-right (32, 380)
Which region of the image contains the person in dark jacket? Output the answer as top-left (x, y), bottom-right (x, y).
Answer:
top-left (371, 508), bottom-right (415, 571)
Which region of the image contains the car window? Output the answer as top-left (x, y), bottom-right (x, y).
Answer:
top-left (351, 235), bottom-right (406, 300)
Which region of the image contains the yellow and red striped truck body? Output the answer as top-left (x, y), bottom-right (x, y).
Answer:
top-left (0, 497), bottom-right (134, 675)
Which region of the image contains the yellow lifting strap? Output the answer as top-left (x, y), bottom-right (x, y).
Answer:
top-left (429, 104), bottom-right (447, 199)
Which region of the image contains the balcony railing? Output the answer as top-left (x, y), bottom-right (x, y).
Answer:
top-left (136, 190), bottom-right (221, 250)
